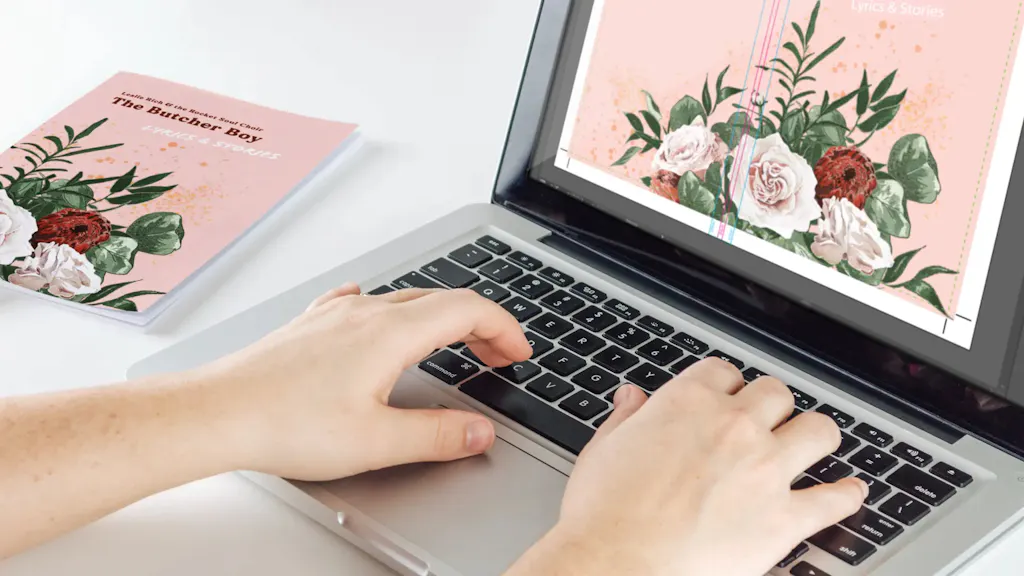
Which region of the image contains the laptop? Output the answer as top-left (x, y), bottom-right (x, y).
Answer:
top-left (128, 1), bottom-right (1024, 574)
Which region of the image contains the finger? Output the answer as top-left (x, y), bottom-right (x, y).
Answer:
top-left (371, 407), bottom-right (496, 468)
top-left (464, 341), bottom-right (518, 368)
top-left (389, 289), bottom-right (533, 366)
top-left (733, 376), bottom-right (794, 429)
top-left (375, 287), bottom-right (444, 303)
top-left (306, 282), bottom-right (361, 310)
top-left (774, 411), bottom-right (843, 478)
top-left (789, 477), bottom-right (868, 537)
top-left (678, 357), bottom-right (744, 394)
top-left (583, 385), bottom-right (647, 452)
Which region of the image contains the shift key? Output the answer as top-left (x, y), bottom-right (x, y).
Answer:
top-left (808, 525), bottom-right (876, 566)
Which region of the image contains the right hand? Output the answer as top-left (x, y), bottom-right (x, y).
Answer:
top-left (509, 358), bottom-right (867, 575)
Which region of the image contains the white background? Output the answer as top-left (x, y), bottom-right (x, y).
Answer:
top-left (0, 1), bottom-right (1020, 574)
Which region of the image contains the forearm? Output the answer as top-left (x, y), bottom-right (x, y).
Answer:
top-left (0, 370), bottom-right (251, 558)
top-left (504, 525), bottom-right (654, 576)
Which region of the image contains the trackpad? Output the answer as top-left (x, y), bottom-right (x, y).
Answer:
top-left (312, 437), bottom-right (568, 576)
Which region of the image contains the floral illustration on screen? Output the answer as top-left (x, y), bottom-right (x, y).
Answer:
top-left (609, 1), bottom-right (956, 316)
top-left (0, 118), bottom-right (185, 311)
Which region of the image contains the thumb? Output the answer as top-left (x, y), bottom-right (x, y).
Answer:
top-left (375, 407), bottom-right (495, 467)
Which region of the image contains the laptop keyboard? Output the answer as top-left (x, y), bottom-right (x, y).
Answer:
top-left (389, 236), bottom-right (975, 573)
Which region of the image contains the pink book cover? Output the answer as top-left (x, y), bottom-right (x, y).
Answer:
top-left (0, 72), bottom-right (358, 318)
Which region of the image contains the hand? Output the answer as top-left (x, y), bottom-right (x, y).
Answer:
top-left (508, 359), bottom-right (867, 576)
top-left (197, 284), bottom-right (533, 481)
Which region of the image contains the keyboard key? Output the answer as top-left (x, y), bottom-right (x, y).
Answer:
top-left (368, 285), bottom-right (395, 295)
top-left (448, 244), bottom-right (492, 268)
top-left (461, 348), bottom-right (483, 364)
top-left (788, 407), bottom-right (803, 422)
top-left (529, 313), bottom-right (574, 338)
top-left (560, 391), bottom-right (608, 420)
top-left (476, 235), bottom-right (511, 255)
top-left (887, 464), bottom-right (956, 506)
top-left (706, 350), bottom-right (743, 369)
top-left (479, 260), bottom-right (523, 283)
top-left (636, 315), bottom-right (674, 337)
top-left (742, 367), bottom-right (768, 381)
top-left (848, 447), bottom-right (898, 477)
top-left (494, 361), bottom-right (541, 384)
top-left (776, 542), bottom-right (809, 568)
top-left (524, 332), bottom-right (553, 359)
top-left (852, 422), bottom-right (894, 448)
top-left (791, 562), bottom-right (831, 576)
top-left (792, 476), bottom-right (821, 490)
top-left (817, 404), bottom-right (855, 428)
top-left (834, 433), bottom-right (862, 458)
top-left (460, 372), bottom-right (594, 454)
top-left (470, 280), bottom-right (510, 302)
top-left (540, 349), bottom-right (587, 376)
top-left (879, 492), bottom-right (930, 525)
top-left (570, 282), bottom-right (607, 303)
top-left (421, 258), bottom-right (480, 288)
top-left (393, 271), bottom-right (442, 290)
top-left (808, 525), bottom-right (876, 566)
top-left (526, 373), bottom-right (574, 402)
top-left (540, 290), bottom-right (586, 315)
top-left (669, 355), bottom-right (700, 374)
top-left (449, 342), bottom-right (466, 350)
top-left (593, 412), bottom-right (610, 427)
top-left (637, 339), bottom-right (685, 366)
top-left (841, 507), bottom-right (904, 545)
top-left (891, 442), bottom-right (933, 467)
top-left (605, 322), bottom-right (651, 349)
top-left (508, 251), bottom-right (542, 271)
top-left (788, 386), bottom-right (818, 410)
top-left (509, 274), bottom-right (554, 299)
top-left (418, 351), bottom-right (480, 385)
top-left (604, 299), bottom-right (641, 320)
top-left (502, 297), bottom-right (541, 322)
top-left (571, 306), bottom-right (617, 332)
top-left (626, 363), bottom-right (673, 392)
top-left (561, 329), bottom-right (607, 356)
top-left (593, 345), bottom-right (641, 373)
top-left (807, 456), bottom-right (853, 483)
top-left (857, 473), bottom-right (893, 505)
top-left (670, 331), bottom-right (709, 355)
top-left (572, 366), bottom-right (618, 394)
top-left (930, 462), bottom-right (973, 488)
top-left (538, 266), bottom-right (574, 287)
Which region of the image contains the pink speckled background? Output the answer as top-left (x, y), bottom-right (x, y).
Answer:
top-left (568, 0), bottom-right (1023, 316)
top-left (0, 72), bottom-right (357, 311)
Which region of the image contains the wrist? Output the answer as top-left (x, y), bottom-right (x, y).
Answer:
top-left (506, 521), bottom-right (655, 576)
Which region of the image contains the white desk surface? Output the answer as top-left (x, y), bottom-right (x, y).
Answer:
top-left (0, 1), bottom-right (1020, 574)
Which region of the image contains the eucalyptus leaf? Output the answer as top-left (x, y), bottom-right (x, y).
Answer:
top-left (126, 212), bottom-right (185, 255)
top-left (641, 177), bottom-right (652, 187)
top-left (780, 113), bottom-right (807, 147)
top-left (668, 96), bottom-right (706, 132)
top-left (677, 172), bottom-right (717, 216)
top-left (864, 180), bottom-right (911, 238)
top-left (85, 236), bottom-right (139, 275)
top-left (888, 135), bottom-right (941, 204)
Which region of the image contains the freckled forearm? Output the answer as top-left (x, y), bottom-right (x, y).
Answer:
top-left (0, 370), bottom-right (251, 559)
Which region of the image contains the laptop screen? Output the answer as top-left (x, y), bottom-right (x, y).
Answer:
top-left (530, 0), bottom-right (1024, 394)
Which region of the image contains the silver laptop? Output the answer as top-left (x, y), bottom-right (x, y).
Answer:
top-left (129, 1), bottom-right (1024, 574)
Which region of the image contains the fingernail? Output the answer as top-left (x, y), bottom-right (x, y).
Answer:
top-left (854, 477), bottom-right (870, 499)
top-left (465, 420), bottom-right (493, 453)
top-left (613, 385), bottom-right (634, 406)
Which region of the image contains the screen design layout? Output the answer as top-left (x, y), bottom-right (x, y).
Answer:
top-left (555, 0), bottom-right (1024, 349)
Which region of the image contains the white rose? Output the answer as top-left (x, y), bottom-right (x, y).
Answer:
top-left (811, 197), bottom-right (895, 275)
top-left (652, 119), bottom-right (728, 179)
top-left (8, 242), bottom-right (102, 298)
top-left (0, 188), bottom-right (37, 265)
top-left (734, 133), bottom-right (820, 239)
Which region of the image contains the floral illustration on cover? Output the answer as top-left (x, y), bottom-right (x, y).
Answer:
top-left (610, 1), bottom-right (956, 316)
top-left (0, 118), bottom-right (185, 311)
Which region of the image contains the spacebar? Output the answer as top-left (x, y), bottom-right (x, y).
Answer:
top-left (460, 372), bottom-right (595, 455)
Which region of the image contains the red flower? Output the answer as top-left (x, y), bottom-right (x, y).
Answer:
top-left (813, 146), bottom-right (878, 209)
top-left (650, 170), bottom-right (681, 203)
top-left (31, 209), bottom-right (112, 253)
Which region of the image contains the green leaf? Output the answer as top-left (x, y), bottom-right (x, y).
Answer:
top-left (6, 179), bottom-right (45, 203)
top-left (75, 118), bottom-right (108, 141)
top-left (715, 66), bottom-right (730, 103)
top-left (64, 125), bottom-right (75, 142)
top-left (625, 113), bottom-right (644, 134)
top-left (43, 136), bottom-right (64, 152)
top-left (803, 37), bottom-right (846, 74)
top-left (105, 191), bottom-right (165, 205)
top-left (823, 89), bottom-right (860, 115)
top-left (59, 143), bottom-right (123, 157)
top-left (888, 135), bottom-right (941, 203)
top-left (21, 143), bottom-right (46, 159)
top-left (126, 212), bottom-right (185, 255)
top-left (906, 265), bottom-right (957, 282)
top-left (883, 247), bottom-right (924, 284)
top-left (779, 77), bottom-right (792, 92)
top-left (838, 261), bottom-right (886, 286)
top-left (79, 280), bottom-right (140, 304)
top-left (792, 22), bottom-right (806, 47)
top-left (24, 180), bottom-right (96, 218)
top-left (85, 236), bottom-right (139, 275)
top-left (856, 71), bottom-right (870, 116)
top-left (110, 166), bottom-right (137, 193)
top-left (718, 87), bottom-right (744, 102)
top-left (98, 297), bottom-right (138, 312)
top-left (858, 106), bottom-right (899, 132)
top-left (711, 112), bottom-right (753, 149)
top-left (864, 180), bottom-right (911, 238)
top-left (641, 90), bottom-right (662, 122)
top-left (705, 161), bottom-right (725, 194)
top-left (76, 176), bottom-right (122, 186)
top-left (67, 172), bottom-right (84, 186)
top-left (612, 146), bottom-right (642, 167)
top-left (641, 176), bottom-right (652, 187)
top-left (780, 113), bottom-right (807, 147)
top-left (872, 70), bottom-right (898, 103)
top-left (632, 132), bottom-right (661, 149)
top-left (23, 155), bottom-right (37, 168)
top-left (668, 96), bottom-right (706, 132)
top-left (821, 91), bottom-right (831, 110)
top-left (0, 264), bottom-right (16, 281)
top-left (640, 110), bottom-right (661, 139)
top-left (783, 42), bottom-right (803, 63)
top-left (702, 76), bottom-right (713, 114)
top-left (896, 279), bottom-right (949, 316)
top-left (806, 106), bottom-right (848, 146)
top-left (677, 172), bottom-right (717, 216)
top-left (128, 184), bottom-right (176, 194)
top-left (807, 1), bottom-right (821, 41)
top-left (871, 89), bottom-right (906, 113)
top-left (759, 117), bottom-right (778, 137)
